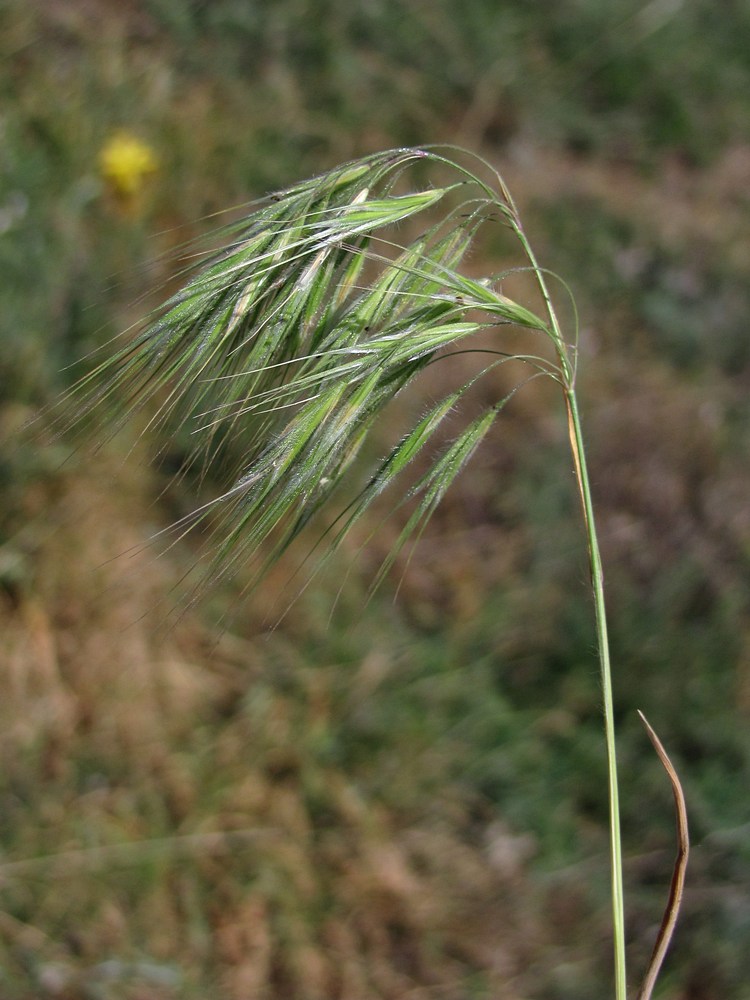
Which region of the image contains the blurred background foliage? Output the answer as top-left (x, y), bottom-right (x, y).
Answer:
top-left (1, 1), bottom-right (750, 998)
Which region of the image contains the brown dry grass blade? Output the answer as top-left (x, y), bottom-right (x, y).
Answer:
top-left (635, 710), bottom-right (690, 1000)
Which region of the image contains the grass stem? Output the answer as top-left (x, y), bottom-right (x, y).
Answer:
top-left (566, 388), bottom-right (627, 1000)
top-left (512, 216), bottom-right (627, 999)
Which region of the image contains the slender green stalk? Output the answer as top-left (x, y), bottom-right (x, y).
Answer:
top-left (566, 389), bottom-right (627, 1000)
top-left (513, 221), bottom-right (627, 999)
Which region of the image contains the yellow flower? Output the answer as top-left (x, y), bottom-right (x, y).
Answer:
top-left (98, 131), bottom-right (158, 200)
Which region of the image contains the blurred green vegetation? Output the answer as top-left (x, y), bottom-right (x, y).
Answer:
top-left (2, 1), bottom-right (750, 998)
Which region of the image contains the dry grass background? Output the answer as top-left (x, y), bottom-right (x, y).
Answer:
top-left (0, 457), bottom-right (557, 1000)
